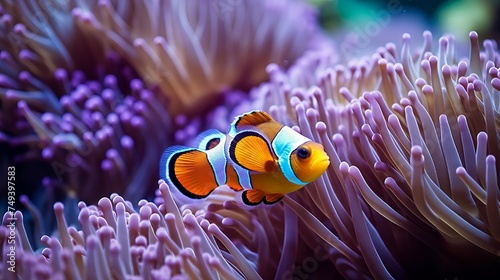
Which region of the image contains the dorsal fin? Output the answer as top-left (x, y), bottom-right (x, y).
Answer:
top-left (230, 111), bottom-right (273, 135)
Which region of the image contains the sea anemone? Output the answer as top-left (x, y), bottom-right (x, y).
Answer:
top-left (2, 30), bottom-right (499, 279)
top-left (73, 0), bottom-right (324, 114)
top-left (3, 0), bottom-right (499, 277)
top-left (0, 0), bottom-right (109, 135)
top-left (151, 30), bottom-right (500, 278)
top-left (17, 64), bottom-right (171, 204)
top-left (0, 0), bottom-right (128, 198)
top-left (243, 30), bottom-right (500, 278)
top-left (162, 30), bottom-right (500, 278)
top-left (0, 0), bottom-right (110, 242)
top-left (0, 181), bottom-right (282, 279)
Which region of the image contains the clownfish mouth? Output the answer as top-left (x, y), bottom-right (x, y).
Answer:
top-left (313, 156), bottom-right (330, 172)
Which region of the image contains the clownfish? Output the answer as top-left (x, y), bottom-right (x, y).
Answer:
top-left (159, 110), bottom-right (330, 206)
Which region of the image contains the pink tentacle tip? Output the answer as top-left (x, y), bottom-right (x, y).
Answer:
top-left (41, 235), bottom-right (51, 243)
top-left (415, 78), bottom-right (427, 89)
top-left (77, 201), bottom-right (87, 209)
top-left (422, 85), bottom-right (433, 95)
top-left (99, 226), bottom-right (115, 238)
top-left (411, 145), bottom-right (423, 157)
top-left (164, 213), bottom-right (176, 222)
top-left (53, 202), bottom-right (65, 213)
top-left (181, 209), bottom-right (192, 216)
top-left (486, 155), bottom-right (496, 165)
top-left (295, 103), bottom-right (306, 115)
top-left (472, 80), bottom-right (483, 91)
top-left (48, 236), bottom-right (62, 248)
top-left (339, 161), bottom-right (349, 175)
top-left (477, 131), bottom-right (488, 143)
top-left (402, 33), bottom-right (411, 41)
top-left (207, 223), bottom-right (221, 234)
top-left (41, 248), bottom-right (52, 258)
top-left (133, 38), bottom-right (147, 48)
top-left (423, 30), bottom-right (432, 38)
top-left (54, 68), bottom-right (68, 80)
top-left (109, 241), bottom-right (121, 254)
top-left (456, 166), bottom-right (467, 177)
top-left (98, 197), bottom-right (113, 210)
top-left (221, 218), bottom-right (235, 227)
top-left (488, 67), bottom-right (499, 78)
top-left (387, 114), bottom-right (399, 125)
top-left (347, 165), bottom-right (361, 178)
top-left (420, 59), bottom-right (431, 71)
top-left (491, 78), bottom-right (500, 90)
top-left (439, 36), bottom-right (448, 46)
top-left (153, 36), bottom-right (167, 46)
top-left (139, 206), bottom-right (152, 220)
top-left (469, 31), bottom-right (479, 40)
top-left (306, 108), bottom-right (318, 118)
top-left (429, 56), bottom-right (438, 66)
top-left (86, 235), bottom-right (98, 248)
top-left (156, 227), bottom-right (168, 240)
top-left (14, 210), bottom-right (23, 220)
top-left (17, 100), bottom-right (28, 110)
top-left (13, 23), bottom-right (28, 35)
top-left (101, 159), bottom-right (113, 171)
top-left (116, 202), bottom-right (125, 216)
top-left (190, 235), bottom-right (201, 247)
top-left (315, 122), bottom-right (327, 133)
top-left (384, 177), bottom-right (396, 186)
top-left (180, 248), bottom-right (196, 259)
top-left (457, 114), bottom-right (467, 124)
top-left (441, 65), bottom-right (451, 77)
top-left (310, 86), bottom-right (323, 98)
top-left (266, 63), bottom-right (280, 75)
top-left (19, 195), bottom-right (29, 204)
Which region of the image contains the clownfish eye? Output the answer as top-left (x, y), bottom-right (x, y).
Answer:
top-left (296, 146), bottom-right (311, 160)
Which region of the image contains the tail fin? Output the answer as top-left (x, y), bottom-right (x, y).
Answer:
top-left (159, 145), bottom-right (219, 199)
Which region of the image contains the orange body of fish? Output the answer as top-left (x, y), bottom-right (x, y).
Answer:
top-left (160, 111), bottom-right (330, 205)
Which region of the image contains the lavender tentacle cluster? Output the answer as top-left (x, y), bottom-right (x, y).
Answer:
top-left (17, 66), bottom-right (171, 204)
top-left (72, 0), bottom-right (325, 114)
top-left (247, 31), bottom-right (500, 278)
top-left (0, 182), bottom-right (266, 279)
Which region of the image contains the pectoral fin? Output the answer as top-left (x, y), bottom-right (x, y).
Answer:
top-left (228, 130), bottom-right (276, 173)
